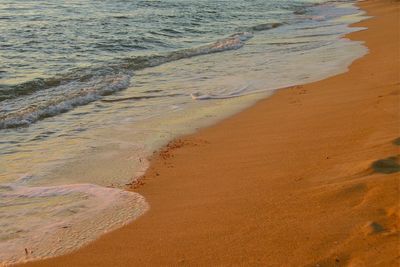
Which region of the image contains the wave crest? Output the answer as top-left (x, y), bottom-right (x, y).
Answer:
top-left (0, 23), bottom-right (284, 129)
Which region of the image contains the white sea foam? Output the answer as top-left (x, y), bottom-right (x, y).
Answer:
top-left (191, 85), bottom-right (250, 100)
top-left (0, 182), bottom-right (148, 265)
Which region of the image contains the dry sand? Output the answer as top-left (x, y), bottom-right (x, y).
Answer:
top-left (19, 0), bottom-right (399, 266)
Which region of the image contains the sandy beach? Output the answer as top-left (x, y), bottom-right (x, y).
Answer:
top-left (19, 0), bottom-right (399, 266)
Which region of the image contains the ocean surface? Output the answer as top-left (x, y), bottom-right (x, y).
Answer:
top-left (0, 0), bottom-right (368, 264)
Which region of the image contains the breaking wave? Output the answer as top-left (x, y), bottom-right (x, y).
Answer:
top-left (0, 25), bottom-right (283, 129)
top-left (0, 73), bottom-right (132, 129)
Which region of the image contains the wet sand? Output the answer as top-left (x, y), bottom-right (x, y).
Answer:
top-left (19, 0), bottom-right (399, 266)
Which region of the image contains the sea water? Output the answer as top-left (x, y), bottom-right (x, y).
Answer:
top-left (0, 0), bottom-right (368, 264)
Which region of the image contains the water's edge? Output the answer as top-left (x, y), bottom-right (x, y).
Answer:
top-left (0, 1), bottom-right (371, 265)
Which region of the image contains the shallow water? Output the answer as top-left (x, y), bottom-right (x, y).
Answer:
top-left (0, 0), bottom-right (368, 264)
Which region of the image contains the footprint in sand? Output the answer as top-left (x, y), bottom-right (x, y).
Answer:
top-left (392, 137), bottom-right (400, 146)
top-left (361, 221), bottom-right (385, 235)
top-left (371, 155), bottom-right (400, 174)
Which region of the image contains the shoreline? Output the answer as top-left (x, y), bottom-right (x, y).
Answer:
top-left (18, 0), bottom-right (399, 266)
